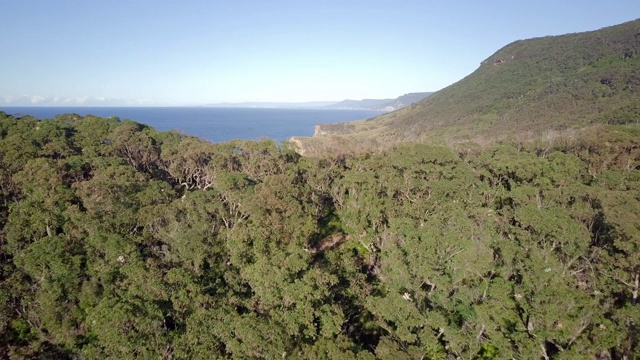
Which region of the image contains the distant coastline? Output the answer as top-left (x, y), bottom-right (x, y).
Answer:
top-left (205, 92), bottom-right (432, 112)
top-left (1, 91), bottom-right (431, 112)
top-left (203, 101), bottom-right (338, 109)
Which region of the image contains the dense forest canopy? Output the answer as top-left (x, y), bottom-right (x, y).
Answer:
top-left (0, 110), bottom-right (638, 359)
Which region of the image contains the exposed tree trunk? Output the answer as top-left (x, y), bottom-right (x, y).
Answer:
top-left (633, 272), bottom-right (639, 306)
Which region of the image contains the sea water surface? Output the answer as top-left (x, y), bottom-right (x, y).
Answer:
top-left (1, 107), bottom-right (384, 143)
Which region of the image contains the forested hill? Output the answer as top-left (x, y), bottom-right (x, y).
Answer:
top-left (295, 19), bottom-right (640, 153)
top-left (1, 111), bottom-right (639, 358)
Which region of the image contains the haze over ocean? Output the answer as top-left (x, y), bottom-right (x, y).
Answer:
top-left (0, 107), bottom-right (383, 143)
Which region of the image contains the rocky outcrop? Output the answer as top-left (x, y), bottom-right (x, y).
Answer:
top-left (312, 123), bottom-right (358, 136)
top-left (313, 125), bottom-right (327, 137)
top-left (288, 136), bottom-right (307, 156)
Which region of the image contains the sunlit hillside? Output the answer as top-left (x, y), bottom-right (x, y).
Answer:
top-left (295, 19), bottom-right (640, 153)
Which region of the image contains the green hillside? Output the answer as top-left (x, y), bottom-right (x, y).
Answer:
top-left (296, 19), bottom-right (640, 152)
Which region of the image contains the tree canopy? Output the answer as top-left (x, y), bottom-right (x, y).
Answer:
top-left (0, 111), bottom-right (639, 359)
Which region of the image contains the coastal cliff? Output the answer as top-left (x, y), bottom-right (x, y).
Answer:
top-left (289, 118), bottom-right (388, 156)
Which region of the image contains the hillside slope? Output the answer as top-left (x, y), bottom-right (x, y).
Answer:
top-left (294, 19), bottom-right (640, 153)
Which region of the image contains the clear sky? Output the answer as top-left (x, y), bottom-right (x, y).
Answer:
top-left (1, 1), bottom-right (638, 106)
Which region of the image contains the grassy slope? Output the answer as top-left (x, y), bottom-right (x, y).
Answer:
top-left (295, 19), bottom-right (640, 154)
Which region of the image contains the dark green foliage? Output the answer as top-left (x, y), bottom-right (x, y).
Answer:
top-left (0, 113), bottom-right (638, 359)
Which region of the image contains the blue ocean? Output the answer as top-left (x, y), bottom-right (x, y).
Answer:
top-left (1, 107), bottom-right (383, 143)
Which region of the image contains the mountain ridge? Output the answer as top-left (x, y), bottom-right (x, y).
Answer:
top-left (292, 19), bottom-right (640, 154)
top-left (324, 92), bottom-right (433, 111)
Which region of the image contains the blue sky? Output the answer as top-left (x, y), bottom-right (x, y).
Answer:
top-left (1, 1), bottom-right (638, 106)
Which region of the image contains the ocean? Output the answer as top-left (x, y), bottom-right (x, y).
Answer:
top-left (0, 107), bottom-right (384, 143)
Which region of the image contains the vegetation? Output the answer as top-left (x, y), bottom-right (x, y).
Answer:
top-left (2, 17), bottom-right (639, 360)
top-left (295, 19), bottom-right (640, 154)
top-left (0, 110), bottom-right (639, 359)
